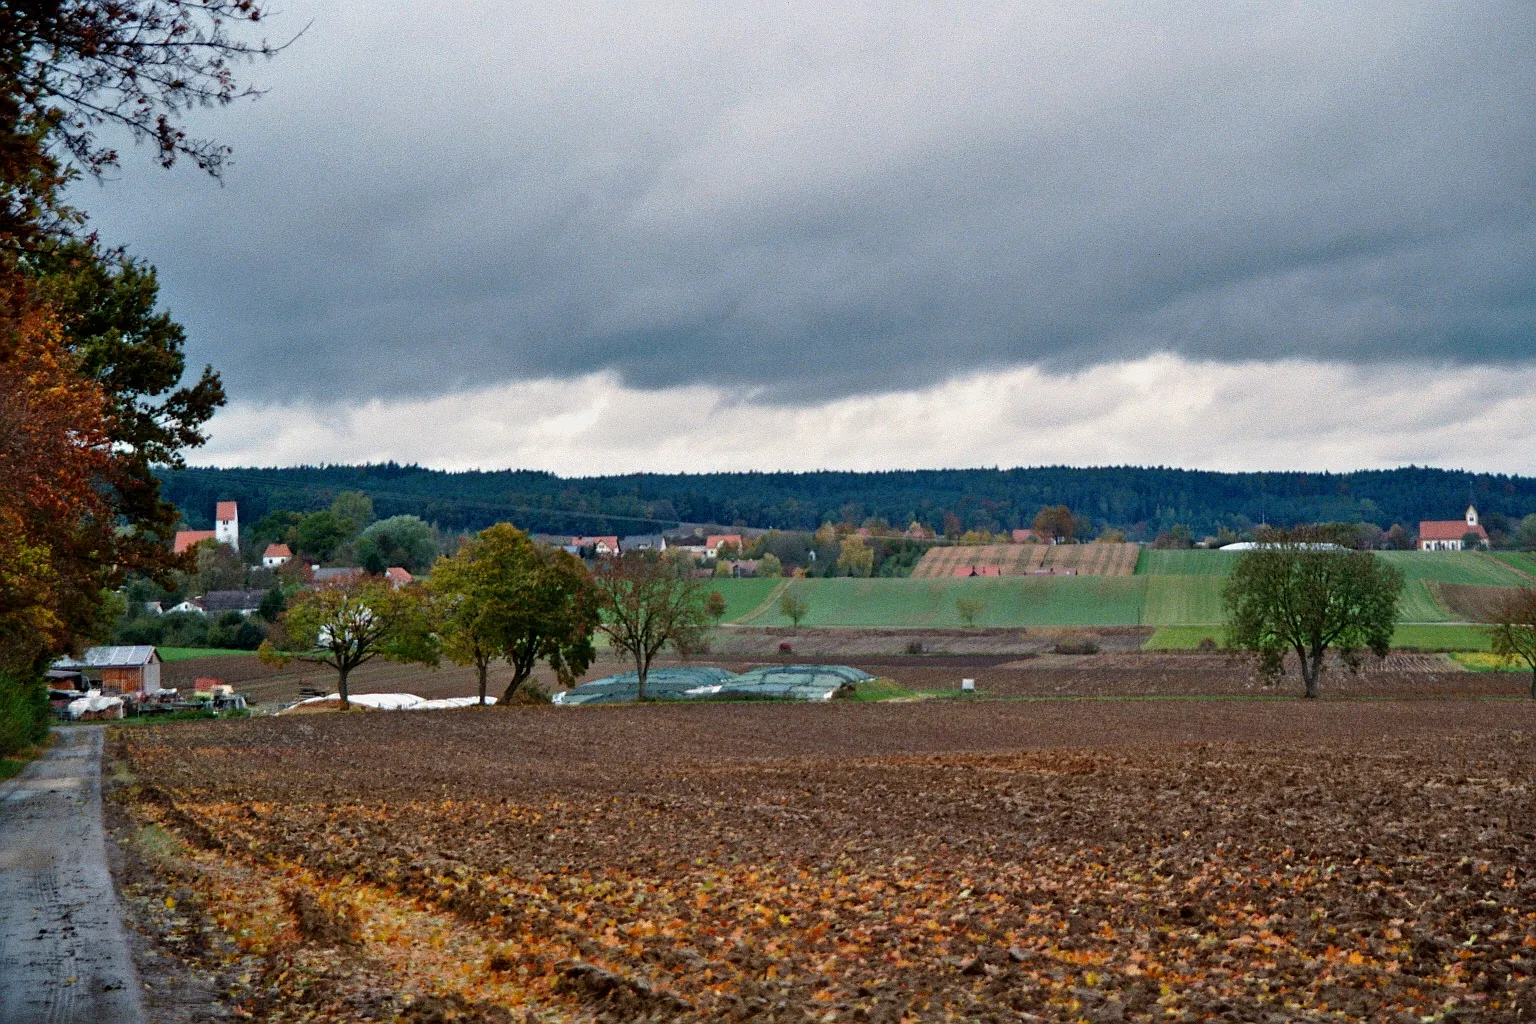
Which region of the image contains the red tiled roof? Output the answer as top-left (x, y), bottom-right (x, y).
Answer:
top-left (1418, 521), bottom-right (1487, 542)
top-left (385, 567), bottom-right (413, 584)
top-left (216, 501), bottom-right (238, 521)
top-left (173, 530), bottom-right (216, 554)
top-left (264, 543), bottom-right (292, 558)
top-left (706, 534), bottom-right (744, 550)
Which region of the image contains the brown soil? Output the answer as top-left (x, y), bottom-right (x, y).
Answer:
top-left (110, 700), bottom-right (1536, 1021)
top-left (911, 543), bottom-right (1141, 578)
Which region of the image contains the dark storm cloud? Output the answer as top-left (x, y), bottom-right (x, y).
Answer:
top-left (80, 1), bottom-right (1536, 403)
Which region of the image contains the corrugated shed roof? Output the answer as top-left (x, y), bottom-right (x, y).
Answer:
top-left (78, 645), bottom-right (159, 667)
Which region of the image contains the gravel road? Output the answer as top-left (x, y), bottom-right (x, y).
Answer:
top-left (0, 727), bottom-right (144, 1023)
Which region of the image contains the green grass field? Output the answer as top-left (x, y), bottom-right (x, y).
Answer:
top-left (703, 578), bottom-right (786, 622)
top-left (1489, 552), bottom-right (1536, 580)
top-left (1375, 551), bottom-right (1530, 587)
top-left (1140, 575), bottom-right (1226, 625)
top-left (158, 647), bottom-right (259, 662)
top-left (1135, 550), bottom-right (1236, 575)
top-left (736, 576), bottom-right (1148, 628)
top-left (715, 549), bottom-right (1530, 635)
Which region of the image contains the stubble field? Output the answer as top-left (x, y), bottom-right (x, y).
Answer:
top-left (111, 699), bottom-right (1536, 1023)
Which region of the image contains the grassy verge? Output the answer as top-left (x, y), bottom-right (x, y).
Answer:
top-left (1143, 626), bottom-right (1222, 649)
top-left (158, 647), bottom-right (261, 662)
top-left (0, 756), bottom-right (28, 780)
top-left (847, 678), bottom-right (917, 701)
top-left (1146, 623), bottom-right (1497, 652)
top-left (1450, 653), bottom-right (1529, 673)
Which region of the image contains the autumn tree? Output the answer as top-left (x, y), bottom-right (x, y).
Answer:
top-left (0, 297), bottom-right (112, 674)
top-left (591, 553), bottom-right (710, 700)
top-left (261, 578), bottom-right (437, 708)
top-left (1222, 540), bottom-right (1403, 698)
top-left (757, 552), bottom-right (783, 578)
top-left (780, 591), bottom-right (809, 629)
top-left (705, 590), bottom-right (728, 622)
top-left (1488, 588), bottom-right (1536, 699)
top-left (1032, 505), bottom-right (1075, 544)
top-left (427, 524), bottom-right (598, 706)
top-left (837, 534), bottom-right (874, 577)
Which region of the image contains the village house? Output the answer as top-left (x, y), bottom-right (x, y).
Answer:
top-left (165, 597), bottom-right (204, 615)
top-left (262, 543), bottom-right (292, 568)
top-left (706, 534), bottom-right (744, 556)
top-left (619, 534), bottom-right (668, 553)
top-left (1418, 505), bottom-right (1488, 551)
top-left (571, 536), bottom-right (620, 556)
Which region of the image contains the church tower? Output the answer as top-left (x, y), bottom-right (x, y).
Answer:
top-left (1466, 505), bottom-right (1479, 529)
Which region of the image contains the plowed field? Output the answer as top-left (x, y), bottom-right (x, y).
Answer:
top-left (111, 700), bottom-right (1536, 1022)
top-left (911, 544), bottom-right (1141, 578)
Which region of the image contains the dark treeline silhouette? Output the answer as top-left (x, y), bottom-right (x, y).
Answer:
top-left (158, 464), bottom-right (1536, 540)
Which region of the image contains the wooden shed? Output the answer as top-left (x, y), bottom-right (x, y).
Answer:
top-left (76, 646), bottom-right (163, 696)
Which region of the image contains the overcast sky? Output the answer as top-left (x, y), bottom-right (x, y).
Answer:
top-left (78, 1), bottom-right (1536, 474)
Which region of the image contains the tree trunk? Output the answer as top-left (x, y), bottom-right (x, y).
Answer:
top-left (498, 665), bottom-right (531, 706)
top-left (1530, 666), bottom-right (1535, 700)
top-left (337, 665), bottom-right (351, 709)
top-left (477, 660), bottom-right (488, 706)
top-left (636, 653), bottom-right (649, 701)
top-left (1300, 652), bottom-right (1319, 699)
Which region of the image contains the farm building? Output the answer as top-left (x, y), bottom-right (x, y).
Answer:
top-left (1418, 505), bottom-right (1488, 551)
top-left (173, 529), bottom-right (216, 554)
top-left (263, 543), bottom-right (292, 567)
top-left (571, 536), bottom-right (620, 556)
top-left (53, 646), bottom-right (164, 696)
top-left (620, 534), bottom-right (668, 553)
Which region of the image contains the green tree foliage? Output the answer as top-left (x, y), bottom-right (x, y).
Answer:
top-left (159, 464), bottom-right (1536, 543)
top-left (258, 587), bottom-right (287, 623)
top-left (359, 515), bottom-right (438, 574)
top-left (837, 535), bottom-right (874, 577)
top-left (780, 592), bottom-right (809, 629)
top-left (427, 524), bottom-right (598, 706)
top-left (293, 511), bottom-right (349, 562)
top-left (261, 579), bottom-right (437, 708)
top-left (592, 553), bottom-right (709, 700)
top-left (1222, 542), bottom-right (1404, 699)
top-left (757, 552), bottom-right (783, 578)
top-left (1518, 515), bottom-right (1536, 551)
top-left (330, 491), bottom-right (375, 538)
top-left (195, 540), bottom-right (246, 592)
top-left (956, 597), bottom-right (984, 627)
top-left (1488, 589), bottom-right (1536, 699)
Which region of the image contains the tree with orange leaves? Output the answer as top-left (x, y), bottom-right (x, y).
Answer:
top-left (0, 287), bottom-right (114, 673)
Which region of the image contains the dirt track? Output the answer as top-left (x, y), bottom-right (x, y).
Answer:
top-left (0, 728), bottom-right (144, 1023)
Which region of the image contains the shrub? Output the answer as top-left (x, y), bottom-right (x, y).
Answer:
top-left (1052, 640), bottom-right (1100, 655)
top-left (0, 672), bottom-right (50, 757)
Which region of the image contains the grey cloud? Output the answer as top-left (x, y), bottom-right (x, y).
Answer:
top-left (79, 0), bottom-right (1536, 404)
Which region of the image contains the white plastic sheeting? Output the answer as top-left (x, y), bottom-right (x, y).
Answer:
top-left (284, 692), bottom-right (498, 712)
top-left (67, 692), bottom-right (124, 719)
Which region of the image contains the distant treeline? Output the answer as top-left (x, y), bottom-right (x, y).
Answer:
top-left (156, 464), bottom-right (1536, 540)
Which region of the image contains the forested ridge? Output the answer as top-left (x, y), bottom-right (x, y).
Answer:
top-left (159, 463), bottom-right (1536, 539)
